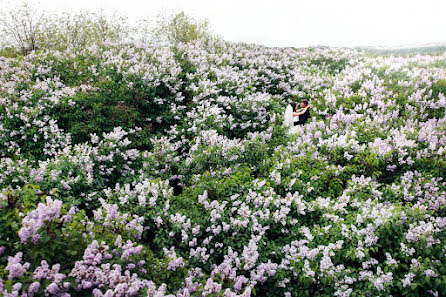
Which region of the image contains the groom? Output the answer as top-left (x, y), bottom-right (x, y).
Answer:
top-left (293, 99), bottom-right (310, 125)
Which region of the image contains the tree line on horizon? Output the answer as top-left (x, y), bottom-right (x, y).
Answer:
top-left (0, 0), bottom-right (218, 57)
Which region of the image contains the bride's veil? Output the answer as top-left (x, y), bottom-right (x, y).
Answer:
top-left (283, 104), bottom-right (293, 127)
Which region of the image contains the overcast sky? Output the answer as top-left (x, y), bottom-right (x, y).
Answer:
top-left (6, 0), bottom-right (446, 48)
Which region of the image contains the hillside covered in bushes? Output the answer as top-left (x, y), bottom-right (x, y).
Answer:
top-left (0, 39), bottom-right (445, 296)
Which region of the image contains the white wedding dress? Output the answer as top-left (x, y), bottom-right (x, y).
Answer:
top-left (283, 105), bottom-right (299, 128)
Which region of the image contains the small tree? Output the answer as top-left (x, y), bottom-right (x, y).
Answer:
top-left (152, 11), bottom-right (214, 45)
top-left (134, 17), bottom-right (154, 45)
top-left (0, 0), bottom-right (44, 54)
top-left (0, 0), bottom-right (131, 54)
top-left (39, 9), bottom-right (131, 51)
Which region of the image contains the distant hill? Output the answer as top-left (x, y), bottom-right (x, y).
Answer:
top-left (352, 42), bottom-right (446, 56)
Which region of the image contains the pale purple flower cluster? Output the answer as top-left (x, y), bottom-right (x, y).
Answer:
top-left (70, 239), bottom-right (148, 296)
top-left (18, 197), bottom-right (63, 243)
top-left (6, 252), bottom-right (30, 280)
top-left (33, 260), bottom-right (70, 297)
top-left (92, 200), bottom-right (144, 240)
top-left (164, 247), bottom-right (185, 271)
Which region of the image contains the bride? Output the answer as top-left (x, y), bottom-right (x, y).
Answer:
top-left (283, 101), bottom-right (310, 127)
top-left (283, 102), bottom-right (296, 127)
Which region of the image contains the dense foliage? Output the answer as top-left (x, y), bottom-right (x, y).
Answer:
top-left (0, 39), bottom-right (445, 297)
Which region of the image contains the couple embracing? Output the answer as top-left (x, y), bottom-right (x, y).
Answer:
top-left (283, 99), bottom-right (311, 127)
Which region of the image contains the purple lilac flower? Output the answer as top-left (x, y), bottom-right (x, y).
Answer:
top-left (18, 197), bottom-right (63, 243)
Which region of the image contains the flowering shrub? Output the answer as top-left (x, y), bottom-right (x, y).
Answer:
top-left (0, 40), bottom-right (445, 296)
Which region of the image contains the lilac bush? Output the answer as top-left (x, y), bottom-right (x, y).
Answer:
top-left (0, 39), bottom-right (445, 296)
